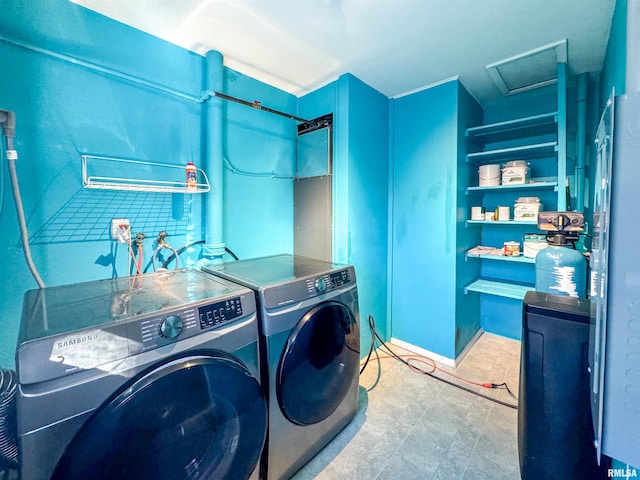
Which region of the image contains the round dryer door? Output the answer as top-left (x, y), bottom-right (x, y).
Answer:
top-left (277, 301), bottom-right (359, 425)
top-left (52, 352), bottom-right (267, 480)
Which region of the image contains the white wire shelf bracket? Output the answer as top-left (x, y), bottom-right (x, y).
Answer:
top-left (81, 155), bottom-right (210, 193)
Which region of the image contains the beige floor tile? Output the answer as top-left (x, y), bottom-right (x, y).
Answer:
top-left (291, 332), bottom-right (522, 480)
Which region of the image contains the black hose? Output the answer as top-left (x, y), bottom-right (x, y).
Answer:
top-left (160, 241), bottom-right (240, 269)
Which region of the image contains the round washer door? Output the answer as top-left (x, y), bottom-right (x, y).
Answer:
top-left (277, 301), bottom-right (359, 425)
top-left (52, 351), bottom-right (267, 480)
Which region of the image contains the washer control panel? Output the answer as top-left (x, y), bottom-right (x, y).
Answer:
top-left (198, 297), bottom-right (243, 330)
top-left (138, 295), bottom-right (244, 351)
top-left (139, 307), bottom-right (198, 348)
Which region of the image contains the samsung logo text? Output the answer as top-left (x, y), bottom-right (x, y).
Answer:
top-left (56, 333), bottom-right (99, 350)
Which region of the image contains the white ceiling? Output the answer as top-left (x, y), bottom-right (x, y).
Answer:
top-left (71, 0), bottom-right (617, 106)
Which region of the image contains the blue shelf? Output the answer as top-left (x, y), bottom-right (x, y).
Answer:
top-left (467, 141), bottom-right (557, 163)
top-left (466, 254), bottom-right (535, 264)
top-left (466, 220), bottom-right (537, 226)
top-left (467, 112), bottom-right (558, 141)
top-left (465, 279), bottom-right (534, 300)
top-left (466, 181), bottom-right (557, 194)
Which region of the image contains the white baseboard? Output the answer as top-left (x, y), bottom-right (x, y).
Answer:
top-left (389, 328), bottom-right (483, 368)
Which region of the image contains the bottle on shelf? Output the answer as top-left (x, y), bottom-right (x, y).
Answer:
top-left (186, 162), bottom-right (197, 191)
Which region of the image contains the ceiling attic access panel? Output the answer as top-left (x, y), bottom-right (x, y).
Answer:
top-left (486, 40), bottom-right (567, 96)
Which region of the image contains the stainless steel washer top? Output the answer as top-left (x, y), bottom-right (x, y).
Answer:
top-left (17, 269), bottom-right (251, 386)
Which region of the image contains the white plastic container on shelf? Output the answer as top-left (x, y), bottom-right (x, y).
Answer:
top-left (471, 206), bottom-right (485, 220)
top-left (514, 197), bottom-right (542, 222)
top-left (502, 160), bottom-right (529, 185)
top-left (479, 164), bottom-right (500, 186)
top-left (523, 233), bottom-right (549, 258)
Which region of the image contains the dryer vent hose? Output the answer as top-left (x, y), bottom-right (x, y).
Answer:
top-left (0, 368), bottom-right (18, 469)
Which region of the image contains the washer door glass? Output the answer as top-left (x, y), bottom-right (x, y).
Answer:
top-left (52, 352), bottom-right (266, 480)
top-left (277, 301), bottom-right (359, 425)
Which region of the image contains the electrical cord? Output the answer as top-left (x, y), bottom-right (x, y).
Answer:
top-left (110, 242), bottom-right (119, 278)
top-left (360, 315), bottom-right (518, 409)
top-left (359, 315), bottom-right (378, 375)
top-left (359, 315), bottom-right (383, 392)
top-left (403, 356), bottom-right (517, 401)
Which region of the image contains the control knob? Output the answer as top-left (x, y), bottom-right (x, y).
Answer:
top-left (160, 315), bottom-right (183, 339)
top-left (314, 277), bottom-right (327, 293)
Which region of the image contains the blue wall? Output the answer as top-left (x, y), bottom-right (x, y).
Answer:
top-left (0, 0), bottom-right (296, 367)
top-left (600, 0), bottom-right (627, 102)
top-left (390, 79), bottom-right (481, 359)
top-left (334, 74), bottom-right (390, 356)
top-left (221, 69), bottom-right (297, 259)
top-left (390, 81), bottom-right (458, 358)
top-left (298, 74), bottom-right (390, 354)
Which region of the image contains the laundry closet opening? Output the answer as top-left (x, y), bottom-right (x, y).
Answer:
top-left (294, 114), bottom-right (334, 262)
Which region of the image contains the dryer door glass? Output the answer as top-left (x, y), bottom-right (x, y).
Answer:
top-left (52, 352), bottom-right (266, 480)
top-left (277, 301), bottom-right (359, 425)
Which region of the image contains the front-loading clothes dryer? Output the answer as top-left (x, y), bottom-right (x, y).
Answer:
top-left (204, 254), bottom-right (360, 480)
top-left (15, 269), bottom-right (267, 480)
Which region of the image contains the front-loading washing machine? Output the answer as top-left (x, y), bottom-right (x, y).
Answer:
top-left (15, 269), bottom-right (267, 480)
top-left (204, 254), bottom-right (360, 480)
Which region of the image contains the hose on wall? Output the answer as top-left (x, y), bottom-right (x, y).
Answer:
top-left (1, 110), bottom-right (45, 288)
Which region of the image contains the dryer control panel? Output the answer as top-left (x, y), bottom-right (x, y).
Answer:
top-left (306, 269), bottom-right (351, 295)
top-left (263, 266), bottom-right (356, 309)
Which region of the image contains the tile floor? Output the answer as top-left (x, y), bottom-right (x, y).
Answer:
top-left (292, 332), bottom-right (522, 480)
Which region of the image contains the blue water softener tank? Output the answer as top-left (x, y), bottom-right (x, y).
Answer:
top-left (535, 234), bottom-right (587, 298)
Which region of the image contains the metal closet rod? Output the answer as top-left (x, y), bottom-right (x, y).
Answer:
top-left (210, 91), bottom-right (316, 125)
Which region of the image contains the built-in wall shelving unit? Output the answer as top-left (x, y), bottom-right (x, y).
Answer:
top-left (462, 63), bottom-right (567, 301)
